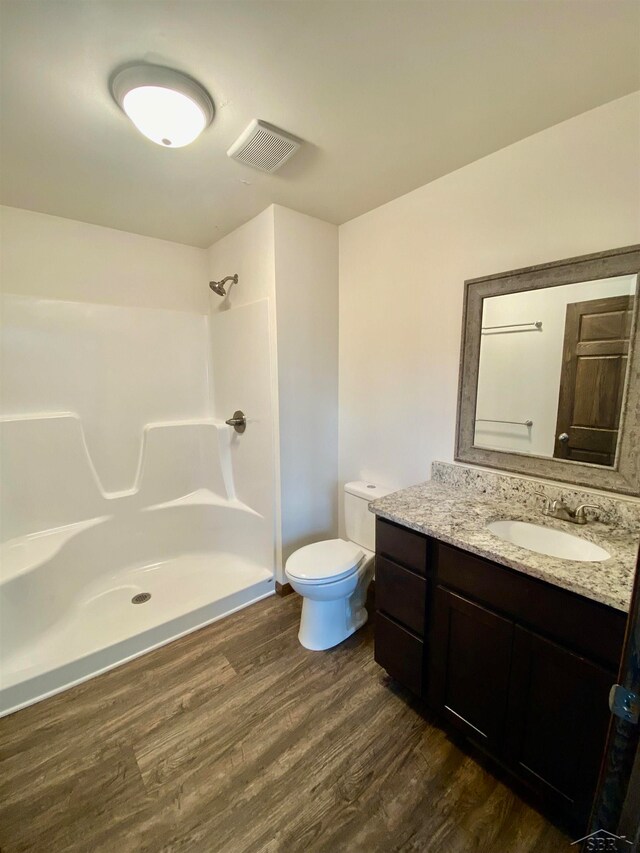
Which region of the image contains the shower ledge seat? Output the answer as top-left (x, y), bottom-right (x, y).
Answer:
top-left (0, 490), bottom-right (259, 582)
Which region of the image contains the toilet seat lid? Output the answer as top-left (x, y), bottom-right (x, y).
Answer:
top-left (285, 539), bottom-right (364, 583)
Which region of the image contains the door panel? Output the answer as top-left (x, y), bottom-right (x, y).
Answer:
top-left (569, 349), bottom-right (627, 465)
top-left (580, 309), bottom-right (631, 342)
top-left (554, 295), bottom-right (633, 465)
top-left (572, 356), bottom-right (626, 428)
top-left (589, 547), bottom-right (639, 838)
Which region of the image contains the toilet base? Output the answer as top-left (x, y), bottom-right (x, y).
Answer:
top-left (298, 598), bottom-right (369, 651)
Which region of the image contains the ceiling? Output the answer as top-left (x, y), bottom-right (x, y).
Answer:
top-left (1, 1), bottom-right (639, 248)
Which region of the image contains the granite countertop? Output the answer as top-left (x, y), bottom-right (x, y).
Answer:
top-left (370, 481), bottom-right (638, 612)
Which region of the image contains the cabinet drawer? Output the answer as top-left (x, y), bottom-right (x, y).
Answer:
top-left (376, 518), bottom-right (427, 576)
top-left (376, 556), bottom-right (426, 636)
top-left (436, 542), bottom-right (625, 669)
top-left (374, 612), bottom-right (424, 696)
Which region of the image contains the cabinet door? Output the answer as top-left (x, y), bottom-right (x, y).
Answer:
top-left (505, 625), bottom-right (614, 821)
top-left (428, 587), bottom-right (514, 751)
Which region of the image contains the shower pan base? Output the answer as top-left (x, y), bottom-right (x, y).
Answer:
top-left (1, 549), bottom-right (274, 717)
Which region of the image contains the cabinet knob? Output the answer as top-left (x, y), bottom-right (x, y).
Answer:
top-left (558, 433), bottom-right (569, 443)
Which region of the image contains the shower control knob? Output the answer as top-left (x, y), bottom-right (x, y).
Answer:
top-left (225, 411), bottom-right (246, 433)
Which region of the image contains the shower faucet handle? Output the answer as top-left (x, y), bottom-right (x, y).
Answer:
top-left (225, 411), bottom-right (246, 433)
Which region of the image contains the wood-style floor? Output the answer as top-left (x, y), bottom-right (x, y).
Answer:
top-left (0, 593), bottom-right (573, 853)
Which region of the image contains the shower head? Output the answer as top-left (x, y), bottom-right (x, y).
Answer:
top-left (209, 274), bottom-right (238, 297)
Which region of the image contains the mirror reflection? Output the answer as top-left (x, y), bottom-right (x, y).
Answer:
top-left (475, 275), bottom-right (637, 466)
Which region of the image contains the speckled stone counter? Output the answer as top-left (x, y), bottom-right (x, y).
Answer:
top-left (370, 477), bottom-right (639, 613)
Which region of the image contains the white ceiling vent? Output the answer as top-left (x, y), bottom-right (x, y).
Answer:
top-left (227, 120), bottom-right (300, 173)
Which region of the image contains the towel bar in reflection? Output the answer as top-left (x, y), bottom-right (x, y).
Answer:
top-left (476, 418), bottom-right (533, 427)
top-left (481, 321), bottom-right (542, 334)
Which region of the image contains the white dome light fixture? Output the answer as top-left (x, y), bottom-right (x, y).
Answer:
top-left (111, 64), bottom-right (214, 148)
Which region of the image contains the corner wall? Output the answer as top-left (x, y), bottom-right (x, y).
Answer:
top-left (207, 205), bottom-right (339, 581)
top-left (338, 92), bottom-right (640, 531)
top-left (274, 205), bottom-right (339, 564)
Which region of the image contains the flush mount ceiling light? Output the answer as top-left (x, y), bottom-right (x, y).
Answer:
top-left (111, 64), bottom-right (214, 148)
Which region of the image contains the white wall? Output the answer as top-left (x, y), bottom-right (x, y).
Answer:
top-left (274, 205), bottom-right (339, 563)
top-left (338, 92), bottom-right (640, 530)
top-left (0, 206), bottom-right (208, 312)
top-left (0, 206), bottom-right (212, 495)
top-left (476, 276), bottom-right (637, 456)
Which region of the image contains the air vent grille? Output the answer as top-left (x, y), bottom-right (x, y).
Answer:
top-left (227, 120), bottom-right (300, 173)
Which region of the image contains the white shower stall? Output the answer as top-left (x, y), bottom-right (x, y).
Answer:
top-left (0, 203), bottom-right (338, 715)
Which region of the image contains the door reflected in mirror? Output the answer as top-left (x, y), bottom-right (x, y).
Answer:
top-left (475, 275), bottom-right (636, 467)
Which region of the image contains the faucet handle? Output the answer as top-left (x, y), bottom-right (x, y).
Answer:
top-left (574, 504), bottom-right (600, 523)
top-left (532, 490), bottom-right (552, 514)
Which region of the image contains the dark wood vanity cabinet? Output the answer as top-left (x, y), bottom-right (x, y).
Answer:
top-left (373, 517), bottom-right (627, 827)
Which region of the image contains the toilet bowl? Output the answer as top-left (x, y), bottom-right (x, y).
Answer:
top-left (285, 481), bottom-right (391, 650)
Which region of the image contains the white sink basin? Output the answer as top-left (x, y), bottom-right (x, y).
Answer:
top-left (486, 520), bottom-right (610, 562)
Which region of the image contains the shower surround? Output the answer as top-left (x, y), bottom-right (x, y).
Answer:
top-left (0, 203), bottom-right (339, 715)
top-left (0, 224), bottom-right (277, 714)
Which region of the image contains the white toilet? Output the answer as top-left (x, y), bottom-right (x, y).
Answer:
top-left (285, 481), bottom-right (391, 650)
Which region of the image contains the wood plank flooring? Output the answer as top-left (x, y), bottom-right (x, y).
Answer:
top-left (0, 594), bottom-right (573, 853)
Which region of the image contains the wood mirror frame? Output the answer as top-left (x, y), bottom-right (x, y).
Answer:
top-left (455, 245), bottom-right (640, 496)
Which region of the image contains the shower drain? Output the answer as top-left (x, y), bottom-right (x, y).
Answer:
top-left (131, 592), bottom-right (151, 604)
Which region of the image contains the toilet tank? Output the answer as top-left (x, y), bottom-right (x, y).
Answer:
top-left (344, 481), bottom-right (392, 551)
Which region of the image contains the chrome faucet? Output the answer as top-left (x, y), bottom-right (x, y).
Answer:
top-left (533, 491), bottom-right (600, 525)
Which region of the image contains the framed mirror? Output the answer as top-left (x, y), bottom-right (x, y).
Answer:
top-left (455, 245), bottom-right (640, 495)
